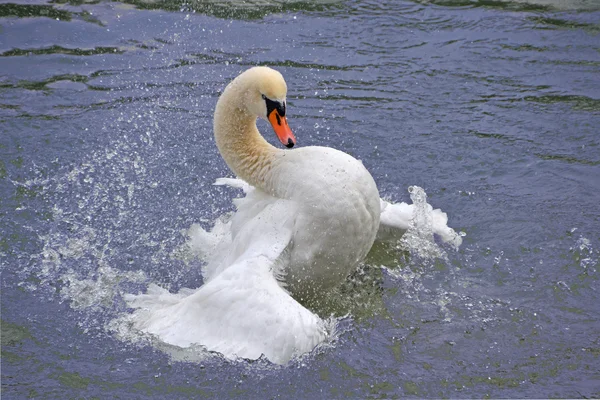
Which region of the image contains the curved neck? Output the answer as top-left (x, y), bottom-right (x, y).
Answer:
top-left (213, 92), bottom-right (279, 189)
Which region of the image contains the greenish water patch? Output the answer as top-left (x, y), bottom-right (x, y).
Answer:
top-left (0, 3), bottom-right (72, 20)
top-left (582, 347), bottom-right (600, 356)
top-left (463, 375), bottom-right (521, 388)
top-left (534, 153), bottom-right (599, 166)
top-left (300, 241), bottom-right (414, 322)
top-left (1, 320), bottom-right (34, 362)
top-left (15, 183), bottom-right (42, 201)
top-left (1, 350), bottom-right (26, 363)
top-left (130, 380), bottom-right (210, 397)
top-left (338, 360), bottom-right (371, 380)
top-left (501, 43), bottom-right (551, 52)
top-left (303, 263), bottom-right (390, 322)
top-left (0, 46), bottom-right (124, 57)
top-left (1, 320), bottom-right (33, 346)
top-left (538, 59), bottom-right (600, 68)
top-left (529, 16), bottom-right (600, 32)
top-left (558, 306), bottom-right (585, 315)
top-left (466, 130), bottom-right (521, 143)
top-left (0, 74), bottom-right (90, 91)
top-left (49, 363), bottom-right (213, 396)
top-left (0, 103), bottom-right (19, 110)
top-left (76, 9), bottom-right (105, 26)
top-left (0, 3), bottom-right (104, 25)
top-left (365, 380), bottom-right (398, 397)
top-left (423, 0), bottom-right (551, 11)
top-left (424, 0), bottom-right (600, 11)
top-left (118, 0), bottom-right (341, 20)
top-left (524, 94), bottom-right (600, 112)
top-left (58, 372), bottom-right (91, 390)
top-left (0, 159), bottom-right (7, 179)
top-left (403, 381), bottom-right (420, 396)
top-left (9, 156), bottom-right (23, 168)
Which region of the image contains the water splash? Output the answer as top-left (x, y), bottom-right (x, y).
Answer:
top-left (572, 236), bottom-right (597, 271)
top-left (16, 135), bottom-right (465, 365)
top-left (60, 265), bottom-right (147, 311)
top-left (398, 185), bottom-right (463, 260)
top-left (407, 185), bottom-right (434, 240)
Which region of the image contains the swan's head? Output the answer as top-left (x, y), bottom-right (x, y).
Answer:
top-left (235, 66), bottom-right (296, 148)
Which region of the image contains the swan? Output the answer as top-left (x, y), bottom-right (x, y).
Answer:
top-left (124, 66), bottom-right (461, 364)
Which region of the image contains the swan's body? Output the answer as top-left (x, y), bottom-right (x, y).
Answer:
top-left (125, 67), bottom-right (461, 364)
top-left (205, 145), bottom-right (380, 297)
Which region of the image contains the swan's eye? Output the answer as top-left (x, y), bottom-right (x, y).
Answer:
top-left (264, 97), bottom-right (286, 117)
top-left (261, 94), bottom-right (267, 100)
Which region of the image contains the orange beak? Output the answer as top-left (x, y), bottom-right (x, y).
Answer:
top-left (268, 109), bottom-right (296, 148)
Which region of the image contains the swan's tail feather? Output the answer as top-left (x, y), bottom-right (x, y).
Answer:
top-left (125, 254), bottom-right (327, 364)
top-left (124, 185), bottom-right (327, 364)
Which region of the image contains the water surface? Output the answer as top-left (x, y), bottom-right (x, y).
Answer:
top-left (1, 0), bottom-right (599, 398)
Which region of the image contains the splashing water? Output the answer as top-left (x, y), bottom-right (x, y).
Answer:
top-left (407, 186), bottom-right (434, 238)
top-left (397, 185), bottom-right (464, 260)
top-left (16, 131), bottom-right (464, 364)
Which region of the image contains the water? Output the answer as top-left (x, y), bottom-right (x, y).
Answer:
top-left (2, 0), bottom-right (599, 397)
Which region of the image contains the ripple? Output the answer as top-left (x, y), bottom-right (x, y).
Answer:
top-left (533, 153), bottom-right (600, 166)
top-left (0, 3), bottom-right (104, 25)
top-left (524, 94), bottom-right (600, 111)
top-left (125, 0), bottom-right (343, 19)
top-left (2, 0), bottom-right (600, 397)
top-left (420, 0), bottom-right (600, 11)
top-left (528, 16), bottom-right (600, 32)
top-left (0, 46), bottom-right (125, 57)
top-left (0, 74), bottom-right (89, 91)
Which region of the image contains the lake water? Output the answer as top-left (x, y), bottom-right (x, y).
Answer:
top-left (1, 0), bottom-right (599, 398)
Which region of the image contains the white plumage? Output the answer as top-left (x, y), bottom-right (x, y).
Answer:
top-left (124, 67), bottom-right (461, 364)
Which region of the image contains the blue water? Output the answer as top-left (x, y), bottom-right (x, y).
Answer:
top-left (1, 0), bottom-right (599, 398)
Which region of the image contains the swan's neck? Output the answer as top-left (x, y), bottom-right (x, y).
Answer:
top-left (214, 94), bottom-right (279, 189)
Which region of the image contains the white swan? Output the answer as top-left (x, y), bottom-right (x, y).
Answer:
top-left (125, 67), bottom-right (461, 364)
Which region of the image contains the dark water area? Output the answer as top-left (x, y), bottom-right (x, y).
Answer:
top-left (1, 0), bottom-right (599, 398)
